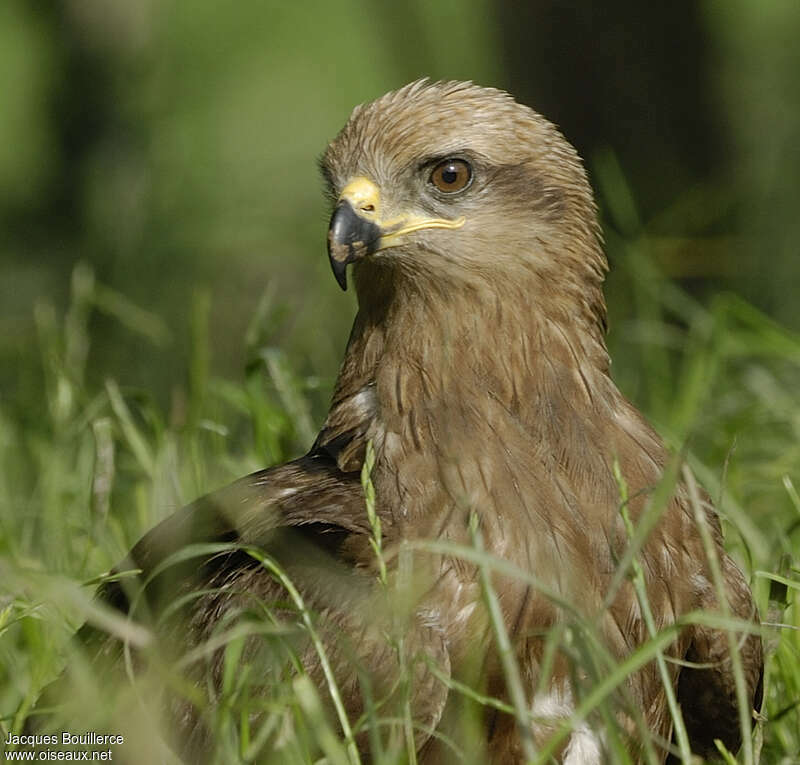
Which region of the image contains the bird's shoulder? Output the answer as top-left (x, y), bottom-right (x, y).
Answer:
top-left (94, 450), bottom-right (377, 620)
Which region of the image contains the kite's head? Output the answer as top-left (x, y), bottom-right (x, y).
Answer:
top-left (321, 79), bottom-right (606, 304)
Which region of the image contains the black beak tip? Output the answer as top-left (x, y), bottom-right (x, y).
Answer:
top-left (330, 255), bottom-right (348, 291)
top-left (327, 200), bottom-right (382, 292)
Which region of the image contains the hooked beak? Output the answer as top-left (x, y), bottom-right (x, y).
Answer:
top-left (327, 176), bottom-right (465, 290)
top-left (327, 196), bottom-right (382, 291)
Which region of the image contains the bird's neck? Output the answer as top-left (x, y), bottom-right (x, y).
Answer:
top-left (318, 270), bottom-right (619, 495)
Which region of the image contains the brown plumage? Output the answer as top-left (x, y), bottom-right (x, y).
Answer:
top-left (36, 80), bottom-right (762, 763)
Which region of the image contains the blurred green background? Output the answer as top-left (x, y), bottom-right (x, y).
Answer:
top-left (2, 3), bottom-right (800, 754)
top-left (2, 0), bottom-right (798, 419)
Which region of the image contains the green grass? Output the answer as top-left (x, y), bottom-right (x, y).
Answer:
top-left (1, 216), bottom-right (799, 762)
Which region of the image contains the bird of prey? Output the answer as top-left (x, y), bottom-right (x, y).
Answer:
top-left (33, 80), bottom-right (762, 764)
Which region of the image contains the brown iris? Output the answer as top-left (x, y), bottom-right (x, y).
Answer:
top-left (430, 158), bottom-right (472, 193)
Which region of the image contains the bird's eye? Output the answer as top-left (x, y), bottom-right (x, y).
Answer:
top-left (430, 159), bottom-right (472, 193)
